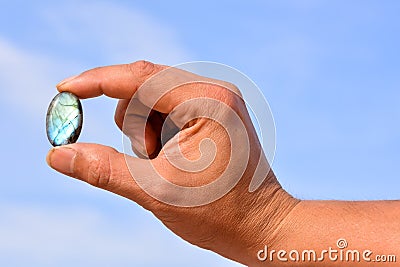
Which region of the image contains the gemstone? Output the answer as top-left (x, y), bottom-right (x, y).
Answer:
top-left (46, 92), bottom-right (83, 146)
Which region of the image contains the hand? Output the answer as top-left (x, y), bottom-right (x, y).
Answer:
top-left (47, 61), bottom-right (400, 266)
top-left (46, 60), bottom-right (298, 265)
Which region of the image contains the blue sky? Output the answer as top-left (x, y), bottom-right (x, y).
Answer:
top-left (0, 1), bottom-right (399, 266)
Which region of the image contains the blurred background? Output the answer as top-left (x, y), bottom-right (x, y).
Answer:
top-left (0, 0), bottom-right (399, 266)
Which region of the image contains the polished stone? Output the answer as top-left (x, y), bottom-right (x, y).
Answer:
top-left (46, 92), bottom-right (83, 146)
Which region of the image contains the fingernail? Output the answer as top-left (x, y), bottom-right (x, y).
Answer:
top-left (46, 146), bottom-right (77, 174)
top-left (57, 75), bottom-right (79, 88)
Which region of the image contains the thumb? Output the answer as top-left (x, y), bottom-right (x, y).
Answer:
top-left (46, 143), bottom-right (152, 206)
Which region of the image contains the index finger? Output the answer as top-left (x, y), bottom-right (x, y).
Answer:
top-left (57, 60), bottom-right (241, 115)
top-left (57, 60), bottom-right (166, 99)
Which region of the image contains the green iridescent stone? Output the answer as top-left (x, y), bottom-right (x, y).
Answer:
top-left (46, 92), bottom-right (83, 146)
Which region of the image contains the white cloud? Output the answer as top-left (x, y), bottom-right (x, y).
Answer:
top-left (0, 37), bottom-right (60, 116)
top-left (0, 2), bottom-right (193, 148)
top-left (0, 37), bottom-right (120, 148)
top-left (41, 2), bottom-right (193, 64)
top-left (0, 203), bottom-right (240, 267)
top-left (0, 1), bottom-right (193, 115)
top-left (0, 4), bottom-right (241, 266)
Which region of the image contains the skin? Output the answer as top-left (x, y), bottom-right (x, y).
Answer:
top-left (46, 60), bottom-right (400, 266)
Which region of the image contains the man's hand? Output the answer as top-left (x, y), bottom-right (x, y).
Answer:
top-left (47, 61), bottom-right (400, 266)
top-left (46, 61), bottom-right (298, 265)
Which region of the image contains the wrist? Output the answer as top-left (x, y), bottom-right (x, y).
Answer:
top-left (234, 171), bottom-right (301, 266)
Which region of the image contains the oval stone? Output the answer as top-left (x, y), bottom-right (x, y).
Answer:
top-left (46, 92), bottom-right (83, 146)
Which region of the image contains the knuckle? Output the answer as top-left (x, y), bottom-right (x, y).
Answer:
top-left (86, 155), bottom-right (112, 189)
top-left (199, 80), bottom-right (243, 106)
top-left (210, 82), bottom-right (243, 108)
top-left (129, 60), bottom-right (157, 77)
top-left (220, 81), bottom-right (243, 98)
top-left (207, 80), bottom-right (243, 99)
